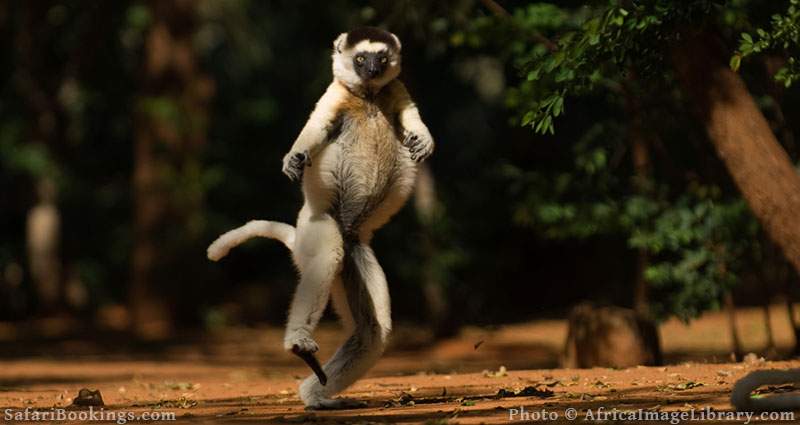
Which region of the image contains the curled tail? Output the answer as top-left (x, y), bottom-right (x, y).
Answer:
top-left (731, 368), bottom-right (800, 411)
top-left (207, 220), bottom-right (296, 261)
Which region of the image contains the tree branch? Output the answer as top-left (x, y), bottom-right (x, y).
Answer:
top-left (479, 0), bottom-right (511, 17)
top-left (479, 0), bottom-right (558, 52)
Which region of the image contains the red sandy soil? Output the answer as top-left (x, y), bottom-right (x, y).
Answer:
top-left (1, 304), bottom-right (799, 424)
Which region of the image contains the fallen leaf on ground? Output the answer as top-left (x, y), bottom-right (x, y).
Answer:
top-left (153, 396), bottom-right (198, 409)
top-left (497, 386), bottom-right (554, 398)
top-left (659, 381), bottom-right (704, 391)
top-left (384, 392), bottom-right (415, 408)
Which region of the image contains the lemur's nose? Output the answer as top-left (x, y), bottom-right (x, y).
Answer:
top-left (367, 66), bottom-right (381, 78)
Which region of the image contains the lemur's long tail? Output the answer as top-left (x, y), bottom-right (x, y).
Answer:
top-left (731, 368), bottom-right (800, 411)
top-left (207, 220), bottom-right (296, 261)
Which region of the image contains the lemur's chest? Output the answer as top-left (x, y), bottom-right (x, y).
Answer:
top-left (336, 96), bottom-right (404, 175)
top-left (302, 87), bottom-right (417, 222)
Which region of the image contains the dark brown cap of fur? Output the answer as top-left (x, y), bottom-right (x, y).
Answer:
top-left (346, 27), bottom-right (398, 49)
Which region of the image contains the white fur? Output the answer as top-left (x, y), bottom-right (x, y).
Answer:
top-left (210, 29), bottom-right (433, 410)
top-left (283, 82), bottom-right (349, 166)
top-left (391, 82), bottom-right (433, 158)
top-left (299, 244), bottom-right (391, 408)
top-left (207, 220), bottom-right (295, 261)
top-left (283, 206), bottom-right (344, 350)
top-left (354, 39), bottom-right (388, 53)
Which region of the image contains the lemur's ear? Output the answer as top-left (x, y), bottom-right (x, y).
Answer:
top-left (333, 33), bottom-right (347, 53)
top-left (390, 33), bottom-right (401, 52)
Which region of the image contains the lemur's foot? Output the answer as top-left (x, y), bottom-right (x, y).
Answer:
top-left (282, 150), bottom-right (311, 181)
top-left (305, 397), bottom-right (368, 410)
top-left (402, 130), bottom-right (433, 162)
top-left (284, 331), bottom-right (319, 353)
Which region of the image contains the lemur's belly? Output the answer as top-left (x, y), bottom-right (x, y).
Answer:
top-left (304, 110), bottom-right (416, 237)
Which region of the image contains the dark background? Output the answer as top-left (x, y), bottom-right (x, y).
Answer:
top-left (1, 0), bottom-right (798, 343)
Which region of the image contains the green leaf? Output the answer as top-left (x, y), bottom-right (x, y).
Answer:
top-left (553, 96), bottom-right (564, 117)
top-left (555, 68), bottom-right (574, 82)
top-left (730, 54), bottom-right (741, 72)
top-left (521, 111), bottom-right (534, 126)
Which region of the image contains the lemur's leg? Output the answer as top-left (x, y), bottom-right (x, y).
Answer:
top-left (330, 276), bottom-right (355, 335)
top-left (284, 212), bottom-right (344, 354)
top-left (300, 243), bottom-right (391, 410)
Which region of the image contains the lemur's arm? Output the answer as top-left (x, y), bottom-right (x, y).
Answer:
top-left (282, 82), bottom-right (347, 181)
top-left (390, 81), bottom-right (434, 163)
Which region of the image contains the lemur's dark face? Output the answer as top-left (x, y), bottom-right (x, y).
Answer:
top-left (332, 27), bottom-right (402, 89)
top-left (353, 50), bottom-right (390, 80)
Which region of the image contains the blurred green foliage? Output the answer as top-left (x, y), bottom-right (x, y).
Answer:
top-left (455, 0), bottom-right (800, 322)
top-left (0, 0), bottom-right (514, 326)
top-left (733, 0), bottom-right (800, 86)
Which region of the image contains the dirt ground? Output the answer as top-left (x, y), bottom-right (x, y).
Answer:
top-left (1, 304), bottom-right (799, 424)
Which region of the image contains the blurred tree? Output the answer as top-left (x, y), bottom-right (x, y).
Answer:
top-left (674, 26), bottom-right (800, 279)
top-left (4, 2), bottom-right (96, 315)
top-left (26, 179), bottom-right (61, 313)
top-left (0, 0), bottom-right (517, 329)
top-left (377, 0), bottom-right (479, 337)
top-left (5, 0), bottom-right (798, 339)
top-left (130, 0), bottom-right (214, 338)
top-left (460, 0), bottom-right (799, 325)
top-left (13, 3), bottom-right (64, 314)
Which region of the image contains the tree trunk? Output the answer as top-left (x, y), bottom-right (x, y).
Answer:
top-left (131, 114), bottom-right (171, 338)
top-left (762, 303), bottom-right (777, 356)
top-left (26, 179), bottom-right (61, 313)
top-left (414, 163), bottom-right (458, 338)
top-left (562, 303), bottom-right (662, 368)
top-left (725, 292), bottom-right (743, 361)
top-left (15, 4), bottom-right (63, 315)
top-left (625, 77), bottom-right (652, 318)
top-left (786, 296), bottom-right (800, 356)
top-left (672, 31), bottom-right (800, 275)
top-left (130, 0), bottom-right (212, 338)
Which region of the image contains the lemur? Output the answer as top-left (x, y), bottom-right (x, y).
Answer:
top-left (731, 369), bottom-right (800, 412)
top-left (207, 27), bottom-right (433, 409)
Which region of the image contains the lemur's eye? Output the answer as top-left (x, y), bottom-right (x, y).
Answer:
top-left (356, 56), bottom-right (365, 64)
top-left (380, 57), bottom-right (388, 64)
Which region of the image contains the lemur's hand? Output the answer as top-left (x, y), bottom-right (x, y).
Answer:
top-left (282, 150), bottom-right (311, 181)
top-left (403, 129), bottom-right (434, 163)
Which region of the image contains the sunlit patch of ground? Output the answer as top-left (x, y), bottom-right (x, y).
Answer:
top-left (0, 304), bottom-right (798, 423)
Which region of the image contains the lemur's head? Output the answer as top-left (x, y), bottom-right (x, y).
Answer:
top-left (332, 27), bottom-right (401, 92)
